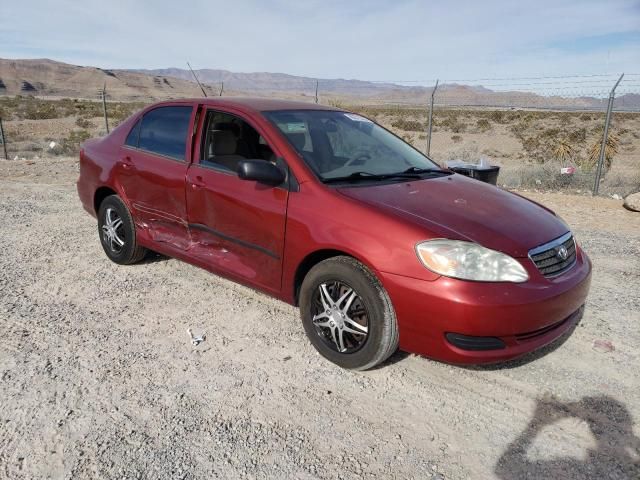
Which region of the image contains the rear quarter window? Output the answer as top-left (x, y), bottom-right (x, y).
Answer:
top-left (124, 119), bottom-right (141, 147)
top-left (138, 106), bottom-right (193, 161)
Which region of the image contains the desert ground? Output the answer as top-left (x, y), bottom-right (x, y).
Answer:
top-left (1, 151), bottom-right (639, 479)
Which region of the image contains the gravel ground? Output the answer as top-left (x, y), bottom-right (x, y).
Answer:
top-left (1, 157), bottom-right (639, 479)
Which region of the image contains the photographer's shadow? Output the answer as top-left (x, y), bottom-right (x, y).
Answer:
top-left (495, 395), bottom-right (640, 479)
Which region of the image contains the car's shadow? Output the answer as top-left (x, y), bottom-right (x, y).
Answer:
top-left (138, 250), bottom-right (171, 265)
top-left (494, 394), bottom-right (640, 479)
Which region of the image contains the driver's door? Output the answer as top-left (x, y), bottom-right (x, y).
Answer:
top-left (185, 108), bottom-right (289, 293)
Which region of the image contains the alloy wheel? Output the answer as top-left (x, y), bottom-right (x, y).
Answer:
top-left (102, 207), bottom-right (125, 254)
top-left (311, 281), bottom-right (369, 353)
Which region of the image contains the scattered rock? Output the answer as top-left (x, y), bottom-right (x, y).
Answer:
top-left (623, 192), bottom-right (640, 212)
top-left (592, 339), bottom-right (615, 353)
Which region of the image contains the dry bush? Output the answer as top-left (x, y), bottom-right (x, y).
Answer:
top-left (75, 117), bottom-right (93, 129)
top-left (391, 118), bottom-right (423, 132)
top-left (584, 132), bottom-right (620, 171)
top-left (442, 144), bottom-right (479, 162)
top-left (553, 140), bottom-right (575, 165)
top-left (500, 162), bottom-right (594, 191)
top-left (600, 169), bottom-right (640, 197)
top-left (439, 116), bottom-right (466, 133)
top-left (489, 110), bottom-right (506, 123)
top-left (451, 135), bottom-right (462, 143)
top-left (55, 130), bottom-right (92, 156)
top-left (475, 118), bottom-right (491, 132)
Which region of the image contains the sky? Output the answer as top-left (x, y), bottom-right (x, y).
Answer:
top-left (1, 0), bottom-right (639, 86)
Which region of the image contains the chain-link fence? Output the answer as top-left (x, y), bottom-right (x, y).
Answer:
top-left (1, 73), bottom-right (638, 196)
top-left (311, 73), bottom-right (640, 197)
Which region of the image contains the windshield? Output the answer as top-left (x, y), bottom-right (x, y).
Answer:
top-left (263, 110), bottom-right (440, 181)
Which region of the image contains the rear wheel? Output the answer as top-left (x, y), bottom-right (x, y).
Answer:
top-left (299, 256), bottom-right (398, 370)
top-left (97, 195), bottom-right (146, 265)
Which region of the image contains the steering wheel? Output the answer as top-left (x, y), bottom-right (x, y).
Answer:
top-left (343, 149), bottom-right (372, 167)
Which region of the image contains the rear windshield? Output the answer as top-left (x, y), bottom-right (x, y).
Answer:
top-left (263, 110), bottom-right (439, 180)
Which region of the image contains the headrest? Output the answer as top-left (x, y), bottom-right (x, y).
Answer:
top-left (213, 130), bottom-right (237, 155)
top-left (213, 122), bottom-right (240, 137)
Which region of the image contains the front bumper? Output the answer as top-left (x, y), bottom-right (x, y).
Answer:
top-left (379, 247), bottom-right (592, 364)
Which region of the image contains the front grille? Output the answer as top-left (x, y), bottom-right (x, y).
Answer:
top-left (529, 232), bottom-right (576, 277)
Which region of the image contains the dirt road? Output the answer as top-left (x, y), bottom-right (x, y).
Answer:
top-left (1, 157), bottom-right (638, 479)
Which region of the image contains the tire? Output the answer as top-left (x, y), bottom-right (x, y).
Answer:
top-left (97, 194), bottom-right (146, 265)
top-left (299, 256), bottom-right (399, 370)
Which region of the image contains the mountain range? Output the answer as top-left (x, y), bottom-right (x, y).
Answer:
top-left (1, 58), bottom-right (638, 111)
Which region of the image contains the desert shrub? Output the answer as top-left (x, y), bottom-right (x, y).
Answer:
top-left (568, 127), bottom-right (587, 144)
top-left (57, 130), bottom-right (91, 155)
top-left (439, 116), bottom-right (466, 133)
top-left (499, 162), bottom-right (594, 191)
top-left (23, 101), bottom-right (59, 120)
top-left (540, 128), bottom-right (562, 140)
top-left (442, 144), bottom-right (479, 162)
top-left (328, 99), bottom-right (347, 109)
top-left (600, 169), bottom-right (640, 197)
top-left (391, 118), bottom-right (424, 132)
top-left (489, 110), bottom-right (505, 123)
top-left (583, 131), bottom-right (619, 172)
top-left (109, 101), bottom-right (146, 125)
top-left (509, 121), bottom-right (529, 140)
top-left (451, 135), bottom-right (462, 143)
top-left (553, 140), bottom-right (575, 165)
top-left (476, 118), bottom-right (491, 132)
top-left (75, 117), bottom-right (92, 128)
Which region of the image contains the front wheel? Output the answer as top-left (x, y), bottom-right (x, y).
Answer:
top-left (299, 256), bottom-right (399, 370)
top-left (97, 195), bottom-right (146, 265)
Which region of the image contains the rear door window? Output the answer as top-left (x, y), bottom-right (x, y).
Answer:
top-left (138, 106), bottom-right (193, 161)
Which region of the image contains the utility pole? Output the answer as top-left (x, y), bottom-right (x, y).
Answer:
top-left (219, 81), bottom-right (224, 97)
top-left (187, 62), bottom-right (208, 97)
top-left (101, 83), bottom-right (109, 134)
top-left (593, 73), bottom-right (624, 195)
top-left (315, 80), bottom-right (319, 104)
top-left (426, 79), bottom-right (439, 156)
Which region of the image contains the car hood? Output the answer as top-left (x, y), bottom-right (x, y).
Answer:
top-left (336, 174), bottom-right (568, 258)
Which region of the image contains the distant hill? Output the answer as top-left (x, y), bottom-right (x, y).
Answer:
top-left (1, 58), bottom-right (638, 111)
top-left (0, 58), bottom-right (208, 101)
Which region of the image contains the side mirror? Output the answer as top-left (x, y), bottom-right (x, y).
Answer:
top-left (237, 160), bottom-right (286, 185)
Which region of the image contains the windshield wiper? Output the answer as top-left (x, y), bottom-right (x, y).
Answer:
top-left (322, 171), bottom-right (422, 184)
top-left (401, 166), bottom-right (449, 175)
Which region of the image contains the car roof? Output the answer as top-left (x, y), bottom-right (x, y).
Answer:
top-left (155, 97), bottom-right (341, 112)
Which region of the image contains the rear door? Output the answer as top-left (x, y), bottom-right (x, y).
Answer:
top-left (118, 104), bottom-right (196, 249)
top-left (185, 107), bottom-right (289, 292)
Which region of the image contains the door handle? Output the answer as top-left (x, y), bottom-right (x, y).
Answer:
top-left (120, 156), bottom-right (134, 169)
top-left (190, 175), bottom-right (205, 189)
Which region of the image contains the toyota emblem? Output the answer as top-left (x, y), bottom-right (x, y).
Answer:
top-left (556, 246), bottom-right (569, 261)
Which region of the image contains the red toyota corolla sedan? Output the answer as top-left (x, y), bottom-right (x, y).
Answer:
top-left (77, 98), bottom-right (591, 370)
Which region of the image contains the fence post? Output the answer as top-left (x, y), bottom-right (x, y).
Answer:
top-left (219, 81), bottom-right (224, 97)
top-left (593, 73), bottom-right (624, 195)
top-left (426, 79), bottom-right (439, 156)
top-left (0, 118), bottom-right (7, 160)
top-left (101, 83), bottom-right (110, 134)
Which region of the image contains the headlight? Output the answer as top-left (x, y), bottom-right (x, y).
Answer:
top-left (415, 239), bottom-right (529, 282)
